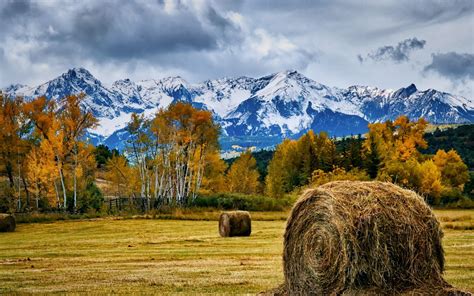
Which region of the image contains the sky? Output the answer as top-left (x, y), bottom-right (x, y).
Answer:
top-left (0, 0), bottom-right (473, 97)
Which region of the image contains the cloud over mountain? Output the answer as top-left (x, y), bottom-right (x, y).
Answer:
top-left (0, 0), bottom-right (472, 97)
top-left (424, 52), bottom-right (474, 81)
top-left (358, 38), bottom-right (426, 63)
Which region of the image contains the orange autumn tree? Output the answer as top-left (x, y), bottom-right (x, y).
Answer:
top-left (24, 96), bottom-right (66, 208)
top-left (0, 94), bottom-right (33, 211)
top-left (154, 102), bottom-right (219, 205)
top-left (364, 116), bottom-right (428, 189)
top-left (363, 116), bottom-right (428, 165)
top-left (24, 94), bottom-right (97, 211)
top-left (59, 94), bottom-right (98, 211)
top-left (393, 116), bottom-right (428, 161)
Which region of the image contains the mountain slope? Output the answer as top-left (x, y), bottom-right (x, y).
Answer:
top-left (3, 68), bottom-right (473, 151)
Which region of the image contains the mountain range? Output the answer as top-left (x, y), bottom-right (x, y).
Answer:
top-left (3, 67), bottom-right (473, 153)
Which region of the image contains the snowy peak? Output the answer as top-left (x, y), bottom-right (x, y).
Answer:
top-left (39, 67), bottom-right (119, 118)
top-left (3, 84), bottom-right (28, 93)
top-left (253, 70), bottom-right (311, 96)
top-left (112, 78), bottom-right (136, 92)
top-left (393, 83), bottom-right (417, 98)
top-left (111, 78), bottom-right (144, 108)
top-left (62, 67), bottom-right (97, 83)
top-left (158, 76), bottom-right (189, 90)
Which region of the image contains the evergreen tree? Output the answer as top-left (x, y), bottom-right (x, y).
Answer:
top-left (365, 135), bottom-right (380, 179)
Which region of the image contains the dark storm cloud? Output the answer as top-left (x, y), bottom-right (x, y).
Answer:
top-left (359, 38), bottom-right (426, 63)
top-left (50, 1), bottom-right (225, 60)
top-left (0, 0), bottom-right (34, 18)
top-left (0, 0), bottom-right (320, 86)
top-left (424, 52), bottom-right (474, 81)
top-left (401, 0), bottom-right (473, 24)
top-left (206, 6), bottom-right (233, 30)
top-left (245, 0), bottom-right (474, 22)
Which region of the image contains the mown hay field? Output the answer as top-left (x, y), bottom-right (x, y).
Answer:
top-left (0, 210), bottom-right (473, 294)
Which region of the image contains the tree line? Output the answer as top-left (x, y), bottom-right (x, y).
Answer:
top-left (0, 92), bottom-right (470, 213)
top-left (422, 124), bottom-right (474, 170)
top-left (264, 117), bottom-right (470, 205)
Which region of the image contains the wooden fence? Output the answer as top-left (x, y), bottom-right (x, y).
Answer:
top-left (105, 196), bottom-right (162, 213)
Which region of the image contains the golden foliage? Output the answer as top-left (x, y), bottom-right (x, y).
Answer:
top-left (200, 152), bottom-right (228, 194)
top-left (227, 150), bottom-right (260, 194)
top-left (311, 167), bottom-right (369, 187)
top-left (265, 131), bottom-right (337, 198)
top-left (433, 149), bottom-right (469, 190)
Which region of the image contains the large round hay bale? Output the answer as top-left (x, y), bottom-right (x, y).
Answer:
top-left (219, 211), bottom-right (251, 237)
top-left (0, 213), bottom-right (16, 232)
top-left (280, 181), bottom-right (465, 295)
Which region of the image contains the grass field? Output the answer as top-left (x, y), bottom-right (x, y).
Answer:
top-left (0, 210), bottom-right (473, 294)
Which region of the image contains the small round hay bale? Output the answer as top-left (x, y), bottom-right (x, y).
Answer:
top-left (282, 181), bottom-right (459, 295)
top-left (0, 213), bottom-right (16, 232)
top-left (219, 210), bottom-right (251, 237)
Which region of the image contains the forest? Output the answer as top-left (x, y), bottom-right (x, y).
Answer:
top-left (0, 93), bottom-right (472, 214)
top-left (423, 124), bottom-right (474, 170)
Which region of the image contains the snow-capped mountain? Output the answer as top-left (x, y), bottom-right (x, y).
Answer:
top-left (3, 67), bottom-right (473, 151)
top-left (220, 70), bottom-right (369, 137)
top-left (343, 84), bottom-right (474, 123)
top-left (11, 68), bottom-right (121, 119)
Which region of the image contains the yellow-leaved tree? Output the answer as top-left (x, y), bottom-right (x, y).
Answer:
top-left (24, 94), bottom-right (98, 212)
top-left (0, 94), bottom-right (32, 211)
top-left (418, 160), bottom-right (443, 202)
top-left (227, 150), bottom-right (260, 194)
top-left (433, 149), bottom-right (469, 190)
top-left (59, 94), bottom-right (98, 212)
top-left (121, 102), bottom-right (220, 208)
top-left (200, 151), bottom-right (228, 194)
top-left (363, 116), bottom-right (469, 204)
top-left (105, 154), bottom-right (137, 199)
top-left (25, 140), bottom-right (58, 208)
top-left (265, 131), bottom-right (338, 198)
top-left (311, 167), bottom-right (369, 187)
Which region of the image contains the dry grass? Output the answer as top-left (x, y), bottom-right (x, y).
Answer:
top-left (129, 209), bottom-right (289, 221)
top-left (436, 209), bottom-right (474, 231)
top-left (0, 210), bottom-right (472, 294)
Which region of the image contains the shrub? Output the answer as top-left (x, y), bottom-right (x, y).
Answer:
top-left (193, 193), bottom-right (293, 211)
top-left (464, 171), bottom-right (474, 199)
top-left (0, 182), bottom-right (14, 213)
top-left (439, 187), bottom-right (465, 205)
top-left (78, 182), bottom-right (104, 213)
